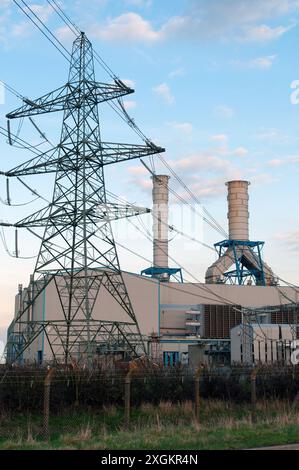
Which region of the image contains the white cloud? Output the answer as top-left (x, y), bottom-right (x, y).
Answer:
top-left (233, 55), bottom-right (277, 69)
top-left (153, 83), bottom-right (175, 105)
top-left (12, 3), bottom-right (53, 38)
top-left (240, 24), bottom-right (294, 42)
top-left (188, 176), bottom-right (237, 199)
top-left (249, 54), bottom-right (277, 68)
top-left (212, 143), bottom-right (249, 158)
top-left (65, 0), bottom-right (298, 46)
top-left (121, 79), bottom-right (136, 88)
top-left (128, 166), bottom-right (148, 176)
top-left (211, 134), bottom-right (229, 143)
top-left (0, 0), bottom-right (11, 7)
top-left (90, 13), bottom-right (160, 43)
top-left (29, 4), bottom-right (53, 23)
top-left (56, 25), bottom-right (75, 43)
top-left (168, 68), bottom-right (185, 79)
top-left (128, 149), bottom-right (240, 198)
top-left (10, 21), bottom-right (31, 38)
top-left (268, 159), bottom-right (284, 167)
top-left (3, 0), bottom-right (298, 46)
top-left (123, 0), bottom-right (152, 6)
top-left (187, 0), bottom-right (298, 42)
top-left (164, 153), bottom-right (242, 200)
top-left (173, 154), bottom-right (230, 173)
top-left (160, 1), bottom-right (298, 44)
top-left (135, 178), bottom-right (152, 190)
top-left (128, 141), bottom-right (272, 200)
top-left (255, 128), bottom-right (289, 143)
top-left (123, 100), bottom-right (137, 110)
top-left (169, 122), bottom-right (193, 134)
top-left (232, 147), bottom-right (248, 157)
top-left (127, 165), bottom-right (152, 193)
top-left (268, 155), bottom-right (299, 167)
top-left (250, 173), bottom-right (278, 185)
top-left (288, 155), bottom-right (299, 163)
top-left (275, 230), bottom-right (299, 251)
top-left (276, 230), bottom-right (299, 251)
top-left (0, 1), bottom-right (53, 43)
top-left (214, 105), bottom-right (235, 119)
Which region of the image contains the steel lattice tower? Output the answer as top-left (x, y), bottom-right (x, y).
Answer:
top-left (4, 33), bottom-right (164, 365)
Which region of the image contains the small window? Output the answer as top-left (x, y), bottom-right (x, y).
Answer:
top-left (163, 351), bottom-right (179, 367)
top-left (37, 350), bottom-right (43, 364)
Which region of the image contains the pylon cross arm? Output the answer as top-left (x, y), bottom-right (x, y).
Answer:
top-left (101, 142), bottom-right (165, 166)
top-left (94, 203), bottom-right (150, 221)
top-left (6, 85), bottom-right (69, 119)
top-left (6, 81), bottom-right (134, 120)
top-left (3, 141), bottom-right (165, 178)
top-left (4, 146), bottom-right (59, 177)
top-left (11, 203), bottom-right (150, 228)
top-left (94, 80), bottom-right (134, 102)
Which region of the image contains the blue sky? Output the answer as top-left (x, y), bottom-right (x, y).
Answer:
top-left (1, 0), bottom-right (299, 335)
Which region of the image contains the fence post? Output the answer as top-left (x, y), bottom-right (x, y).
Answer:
top-left (194, 367), bottom-right (201, 424)
top-left (43, 367), bottom-right (55, 440)
top-left (124, 369), bottom-right (133, 429)
top-left (74, 369), bottom-right (79, 408)
top-left (250, 367), bottom-right (258, 424)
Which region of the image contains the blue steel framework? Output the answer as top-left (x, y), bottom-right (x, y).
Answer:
top-left (141, 267), bottom-right (184, 283)
top-left (214, 239), bottom-right (266, 286)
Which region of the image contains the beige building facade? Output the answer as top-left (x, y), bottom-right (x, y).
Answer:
top-left (8, 270), bottom-right (299, 366)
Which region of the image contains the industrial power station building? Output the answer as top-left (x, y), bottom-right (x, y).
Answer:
top-left (7, 178), bottom-right (299, 367)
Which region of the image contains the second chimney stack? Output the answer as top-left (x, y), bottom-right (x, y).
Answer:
top-left (226, 180), bottom-right (250, 241)
top-left (152, 175), bottom-right (169, 269)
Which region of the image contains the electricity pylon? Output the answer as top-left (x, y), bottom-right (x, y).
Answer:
top-left (3, 32), bottom-right (164, 365)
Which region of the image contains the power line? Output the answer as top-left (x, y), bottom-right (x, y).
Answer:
top-left (12, 0), bottom-right (230, 241)
top-left (125, 217), bottom-right (240, 307)
top-left (46, 0), bottom-right (120, 81)
top-left (1, 81), bottom-right (24, 100)
top-left (12, 0), bottom-right (71, 62)
top-left (115, 234), bottom-right (299, 339)
top-left (0, 226), bottom-right (36, 259)
top-left (140, 159), bottom-right (229, 239)
top-left (2, 80), bottom-right (298, 314)
top-left (39, 0), bottom-right (230, 242)
top-left (123, 214), bottom-right (299, 337)
top-left (5, 1), bottom-right (299, 342)
top-left (2, 76), bottom-right (298, 320)
top-left (46, 0), bottom-right (79, 36)
top-left (114, 239), bottom-right (238, 305)
top-left (106, 187), bottom-right (216, 253)
top-left (158, 154), bottom-right (228, 239)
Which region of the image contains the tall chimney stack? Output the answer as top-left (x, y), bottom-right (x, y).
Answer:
top-left (205, 179), bottom-right (275, 285)
top-left (152, 175), bottom-right (169, 271)
top-left (226, 180), bottom-right (250, 241)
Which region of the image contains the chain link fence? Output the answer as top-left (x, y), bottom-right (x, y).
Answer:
top-left (0, 364), bottom-right (298, 442)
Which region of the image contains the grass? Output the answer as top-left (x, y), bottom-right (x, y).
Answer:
top-left (0, 400), bottom-right (298, 450)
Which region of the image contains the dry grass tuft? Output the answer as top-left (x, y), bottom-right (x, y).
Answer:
top-left (61, 423), bottom-right (93, 446)
top-left (181, 400), bottom-right (193, 413)
top-left (191, 419), bottom-right (201, 432)
top-left (140, 402), bottom-right (155, 413)
top-left (103, 405), bottom-right (117, 417)
top-left (26, 419), bottom-right (35, 444)
top-left (158, 401), bottom-right (174, 412)
top-left (1, 435), bottom-right (23, 450)
top-left (264, 412), bottom-right (299, 426)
